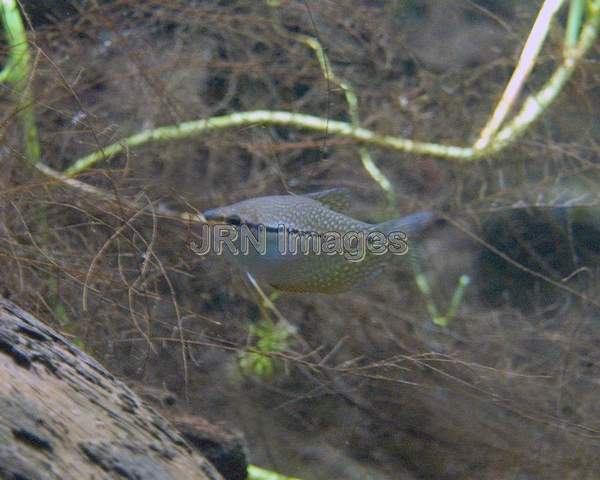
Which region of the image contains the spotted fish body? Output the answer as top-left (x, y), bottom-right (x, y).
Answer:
top-left (202, 189), bottom-right (433, 293)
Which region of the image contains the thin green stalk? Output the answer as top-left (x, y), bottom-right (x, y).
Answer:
top-left (484, 0), bottom-right (600, 156)
top-left (63, 110), bottom-right (475, 177)
top-left (248, 465), bottom-right (302, 480)
top-left (565, 0), bottom-right (585, 48)
top-left (1, 0), bottom-right (40, 165)
top-left (474, 0), bottom-right (566, 150)
top-left (443, 275), bottom-right (471, 325)
top-left (413, 249), bottom-right (470, 327)
top-left (268, 6), bottom-right (395, 203)
top-left (1, 1), bottom-right (64, 320)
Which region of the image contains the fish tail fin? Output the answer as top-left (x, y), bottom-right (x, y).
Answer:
top-left (374, 211), bottom-right (435, 237)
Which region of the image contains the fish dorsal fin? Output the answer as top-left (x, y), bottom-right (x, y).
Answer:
top-left (303, 188), bottom-right (352, 213)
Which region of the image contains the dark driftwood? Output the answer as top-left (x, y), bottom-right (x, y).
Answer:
top-left (131, 384), bottom-right (249, 480)
top-left (0, 298), bottom-right (223, 480)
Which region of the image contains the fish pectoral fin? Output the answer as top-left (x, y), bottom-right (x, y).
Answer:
top-left (302, 188), bottom-right (352, 213)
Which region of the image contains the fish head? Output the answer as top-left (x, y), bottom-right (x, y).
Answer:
top-left (202, 194), bottom-right (340, 231)
top-left (202, 198), bottom-right (273, 227)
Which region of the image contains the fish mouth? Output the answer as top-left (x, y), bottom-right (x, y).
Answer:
top-left (202, 209), bottom-right (242, 225)
top-left (201, 211), bottom-right (282, 232)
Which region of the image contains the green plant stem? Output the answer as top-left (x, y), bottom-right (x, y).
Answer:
top-left (415, 271), bottom-right (471, 327)
top-left (248, 464), bottom-right (302, 480)
top-left (269, 13), bottom-right (395, 201)
top-left (475, 0), bottom-right (566, 150)
top-left (64, 110), bottom-right (476, 177)
top-left (486, 0), bottom-right (600, 155)
top-left (58, 1), bottom-right (600, 179)
top-left (0, 0), bottom-right (41, 165)
top-left (566, 0), bottom-right (585, 48)
top-left (445, 276), bottom-right (471, 321)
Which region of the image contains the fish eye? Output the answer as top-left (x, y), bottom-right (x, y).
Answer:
top-left (226, 215), bottom-right (242, 226)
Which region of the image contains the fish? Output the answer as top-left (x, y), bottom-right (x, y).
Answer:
top-left (200, 188), bottom-right (434, 293)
